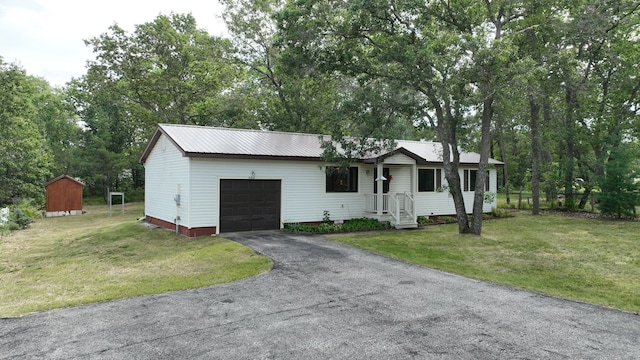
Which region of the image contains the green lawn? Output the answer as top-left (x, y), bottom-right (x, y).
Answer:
top-left (329, 212), bottom-right (640, 314)
top-left (0, 203), bottom-right (272, 317)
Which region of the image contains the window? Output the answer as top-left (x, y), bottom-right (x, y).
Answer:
top-left (326, 166), bottom-right (358, 192)
top-left (463, 170), bottom-right (490, 191)
top-left (418, 169), bottom-right (442, 192)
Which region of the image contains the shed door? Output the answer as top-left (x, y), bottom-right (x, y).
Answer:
top-left (219, 179), bottom-right (281, 232)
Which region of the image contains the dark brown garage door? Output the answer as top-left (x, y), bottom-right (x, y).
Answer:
top-left (219, 179), bottom-right (281, 232)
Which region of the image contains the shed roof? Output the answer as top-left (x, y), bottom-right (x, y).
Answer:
top-left (45, 175), bottom-right (85, 187)
top-left (139, 124), bottom-right (503, 166)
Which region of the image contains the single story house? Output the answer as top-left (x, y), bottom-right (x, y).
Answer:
top-left (139, 124), bottom-right (503, 237)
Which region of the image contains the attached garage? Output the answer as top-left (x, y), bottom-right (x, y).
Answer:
top-left (219, 179), bottom-right (281, 233)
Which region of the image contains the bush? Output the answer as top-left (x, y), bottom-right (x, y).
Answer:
top-left (6, 222), bottom-right (20, 231)
top-left (417, 216), bottom-right (434, 225)
top-left (11, 198), bottom-right (42, 220)
top-left (439, 216), bottom-right (457, 223)
top-left (491, 208), bottom-right (513, 218)
top-left (0, 225), bottom-right (9, 237)
top-left (341, 218), bottom-right (388, 231)
top-left (10, 208), bottom-right (32, 229)
top-left (284, 218), bottom-right (388, 233)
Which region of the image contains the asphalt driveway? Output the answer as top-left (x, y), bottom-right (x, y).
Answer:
top-left (2, 231), bottom-right (639, 359)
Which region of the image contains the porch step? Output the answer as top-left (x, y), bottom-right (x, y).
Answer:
top-left (394, 213), bottom-right (418, 229)
top-left (394, 222), bottom-right (418, 229)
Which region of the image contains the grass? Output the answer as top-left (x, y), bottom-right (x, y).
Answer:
top-left (329, 212), bottom-right (640, 314)
top-left (0, 203), bottom-right (272, 317)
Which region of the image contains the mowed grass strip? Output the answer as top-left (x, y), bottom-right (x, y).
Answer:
top-left (0, 203), bottom-right (272, 317)
top-left (329, 212), bottom-right (640, 314)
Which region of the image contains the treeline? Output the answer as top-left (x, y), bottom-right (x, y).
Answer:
top-left (1, 1), bottom-right (639, 230)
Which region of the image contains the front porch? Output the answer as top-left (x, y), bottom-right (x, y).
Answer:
top-left (364, 192), bottom-right (417, 229)
top-left (361, 155), bottom-right (419, 229)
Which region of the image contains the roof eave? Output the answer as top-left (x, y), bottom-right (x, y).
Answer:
top-left (44, 175), bottom-right (85, 187)
top-left (139, 124), bottom-right (188, 164)
top-left (368, 147), bottom-right (429, 165)
top-left (185, 152), bottom-right (327, 162)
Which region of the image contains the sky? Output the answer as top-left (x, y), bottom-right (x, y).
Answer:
top-left (0, 0), bottom-right (228, 87)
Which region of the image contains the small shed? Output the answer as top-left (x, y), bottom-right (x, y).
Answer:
top-left (45, 175), bottom-right (84, 217)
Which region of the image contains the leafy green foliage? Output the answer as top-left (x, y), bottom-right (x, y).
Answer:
top-left (437, 216), bottom-right (458, 224)
top-left (490, 208), bottom-right (514, 219)
top-left (67, 13), bottom-right (241, 197)
top-left (322, 210), bottom-right (331, 223)
top-left (11, 198), bottom-right (42, 221)
top-left (0, 198), bottom-right (41, 233)
top-left (341, 218), bottom-right (390, 231)
top-left (597, 143), bottom-right (640, 218)
top-left (10, 208), bottom-right (32, 229)
top-left (284, 218), bottom-right (389, 233)
top-left (0, 58), bottom-right (55, 206)
top-left (83, 13), bottom-right (238, 128)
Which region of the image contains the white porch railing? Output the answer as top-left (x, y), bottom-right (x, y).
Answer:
top-left (399, 192), bottom-right (415, 220)
top-left (388, 195), bottom-right (400, 223)
top-left (364, 194), bottom-right (390, 213)
top-left (365, 192), bottom-right (416, 228)
top-left (365, 193), bottom-right (415, 221)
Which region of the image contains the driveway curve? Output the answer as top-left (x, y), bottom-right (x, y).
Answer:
top-left (1, 231), bottom-right (639, 359)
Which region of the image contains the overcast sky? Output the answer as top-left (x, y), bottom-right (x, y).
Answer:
top-left (0, 0), bottom-right (227, 87)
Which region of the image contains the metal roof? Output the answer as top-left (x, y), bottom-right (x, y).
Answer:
top-left (139, 124), bottom-right (503, 165)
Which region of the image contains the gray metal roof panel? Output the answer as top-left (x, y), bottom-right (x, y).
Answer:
top-left (144, 124), bottom-right (503, 165)
top-left (161, 124), bottom-right (327, 158)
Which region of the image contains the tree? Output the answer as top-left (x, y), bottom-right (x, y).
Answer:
top-left (598, 142), bottom-right (640, 218)
top-left (275, 0), bottom-right (530, 234)
top-left (84, 13), bottom-right (239, 131)
top-left (67, 73), bottom-right (137, 198)
top-left (71, 13), bottom-right (241, 196)
top-left (29, 78), bottom-right (81, 176)
top-left (550, 1), bottom-right (640, 210)
top-left (223, 0), bottom-right (417, 165)
top-left (0, 58), bottom-right (53, 206)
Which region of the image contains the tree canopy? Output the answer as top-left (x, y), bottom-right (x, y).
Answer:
top-left (2, 4), bottom-right (639, 232)
top-left (0, 58), bottom-right (76, 206)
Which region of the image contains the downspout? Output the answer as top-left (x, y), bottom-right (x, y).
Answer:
top-left (174, 185), bottom-right (181, 235)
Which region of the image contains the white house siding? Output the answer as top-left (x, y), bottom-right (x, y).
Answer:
top-left (460, 168), bottom-right (498, 213)
top-left (188, 158), bottom-right (219, 228)
top-left (144, 134), bottom-right (191, 226)
top-left (146, 141), bottom-right (498, 230)
top-left (414, 168), bottom-right (497, 216)
top-left (383, 153), bottom-right (417, 165)
top-left (386, 166), bottom-right (412, 195)
top-left (188, 158), bottom-right (369, 231)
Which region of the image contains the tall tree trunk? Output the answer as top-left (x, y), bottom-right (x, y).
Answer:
top-left (529, 96), bottom-right (541, 215)
top-left (563, 84), bottom-right (578, 210)
top-left (471, 93), bottom-right (494, 235)
top-left (442, 142), bottom-right (469, 233)
top-left (542, 96), bottom-right (554, 202)
top-left (422, 85), bottom-right (470, 234)
top-left (496, 113), bottom-right (510, 204)
top-left (578, 186), bottom-right (592, 209)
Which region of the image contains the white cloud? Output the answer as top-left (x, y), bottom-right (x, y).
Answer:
top-left (0, 0), bottom-right (227, 86)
